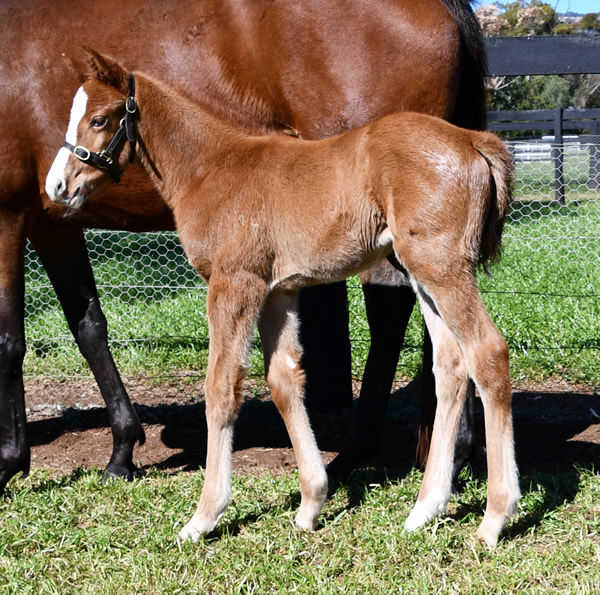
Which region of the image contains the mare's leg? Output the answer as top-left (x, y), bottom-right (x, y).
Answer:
top-left (415, 328), bottom-right (435, 469)
top-left (29, 227), bottom-right (145, 480)
top-left (328, 260), bottom-right (415, 479)
top-left (299, 282), bottom-right (353, 413)
top-left (178, 274), bottom-right (267, 542)
top-left (258, 290), bottom-right (328, 530)
top-left (0, 208), bottom-right (29, 493)
top-left (405, 277), bottom-right (519, 546)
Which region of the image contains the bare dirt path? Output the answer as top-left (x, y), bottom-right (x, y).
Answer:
top-left (21, 377), bottom-right (599, 482)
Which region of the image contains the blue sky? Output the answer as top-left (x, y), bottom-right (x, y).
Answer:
top-left (475, 1), bottom-right (599, 14)
top-left (551, 0), bottom-right (599, 13)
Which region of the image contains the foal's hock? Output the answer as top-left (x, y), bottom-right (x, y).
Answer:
top-left (47, 49), bottom-right (519, 547)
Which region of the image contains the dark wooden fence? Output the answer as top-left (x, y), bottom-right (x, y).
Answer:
top-left (485, 35), bottom-right (600, 203)
top-left (487, 108), bottom-right (600, 202)
top-left (485, 35), bottom-right (600, 76)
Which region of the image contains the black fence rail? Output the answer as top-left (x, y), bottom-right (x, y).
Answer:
top-left (485, 35), bottom-right (600, 76)
top-left (488, 108), bottom-right (600, 136)
top-left (488, 108), bottom-right (600, 202)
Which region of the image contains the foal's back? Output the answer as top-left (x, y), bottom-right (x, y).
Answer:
top-left (176, 111), bottom-right (501, 288)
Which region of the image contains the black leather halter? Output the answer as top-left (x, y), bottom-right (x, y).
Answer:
top-left (63, 73), bottom-right (137, 183)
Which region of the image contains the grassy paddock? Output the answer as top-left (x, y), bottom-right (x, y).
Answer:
top-left (10, 161), bottom-right (600, 590)
top-left (0, 466), bottom-right (598, 591)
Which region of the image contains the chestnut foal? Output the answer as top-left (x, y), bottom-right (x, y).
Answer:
top-left (47, 50), bottom-right (519, 547)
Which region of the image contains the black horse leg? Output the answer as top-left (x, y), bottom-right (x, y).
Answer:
top-left (327, 262), bottom-right (416, 480)
top-left (30, 227), bottom-right (145, 481)
top-left (0, 209), bottom-right (29, 494)
top-left (453, 380), bottom-right (480, 480)
top-left (299, 282), bottom-right (353, 414)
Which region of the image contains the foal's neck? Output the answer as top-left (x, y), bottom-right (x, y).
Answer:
top-left (134, 72), bottom-right (244, 201)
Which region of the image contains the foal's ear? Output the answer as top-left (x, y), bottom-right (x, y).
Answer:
top-left (81, 47), bottom-right (130, 95)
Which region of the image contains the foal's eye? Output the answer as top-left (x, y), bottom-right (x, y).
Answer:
top-left (90, 116), bottom-right (107, 128)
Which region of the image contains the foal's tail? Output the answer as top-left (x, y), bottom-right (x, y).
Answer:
top-left (469, 132), bottom-right (514, 271)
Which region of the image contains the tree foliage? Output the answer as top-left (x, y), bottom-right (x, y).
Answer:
top-left (577, 13), bottom-right (600, 33)
top-left (476, 2), bottom-right (600, 111)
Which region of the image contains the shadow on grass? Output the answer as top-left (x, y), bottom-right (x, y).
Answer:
top-left (506, 467), bottom-right (587, 540)
top-left (24, 382), bottom-right (599, 539)
top-left (8, 467), bottom-right (102, 497)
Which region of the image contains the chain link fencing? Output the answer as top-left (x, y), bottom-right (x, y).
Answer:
top-left (24, 139), bottom-right (600, 384)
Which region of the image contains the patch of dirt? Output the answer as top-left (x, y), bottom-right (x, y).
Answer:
top-left (23, 377), bottom-right (600, 480)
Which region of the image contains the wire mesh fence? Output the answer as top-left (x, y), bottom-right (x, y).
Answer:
top-left (24, 140), bottom-right (600, 383)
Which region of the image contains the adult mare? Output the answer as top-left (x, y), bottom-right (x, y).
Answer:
top-left (0, 0), bottom-right (486, 493)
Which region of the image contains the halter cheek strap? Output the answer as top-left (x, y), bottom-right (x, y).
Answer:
top-left (63, 73), bottom-right (137, 183)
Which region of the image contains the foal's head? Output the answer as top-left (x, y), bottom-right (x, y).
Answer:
top-left (45, 49), bottom-right (135, 209)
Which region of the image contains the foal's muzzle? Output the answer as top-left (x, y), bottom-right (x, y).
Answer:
top-left (48, 175), bottom-right (89, 210)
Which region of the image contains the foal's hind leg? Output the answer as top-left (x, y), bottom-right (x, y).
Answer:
top-left (259, 291), bottom-right (328, 530)
top-left (404, 298), bottom-right (469, 531)
top-left (406, 277), bottom-right (519, 546)
top-left (178, 274), bottom-right (267, 543)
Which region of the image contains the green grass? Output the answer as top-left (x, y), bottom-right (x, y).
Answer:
top-left (480, 197), bottom-right (600, 385)
top-left (1, 466), bottom-right (598, 592)
top-left (512, 153), bottom-right (592, 200)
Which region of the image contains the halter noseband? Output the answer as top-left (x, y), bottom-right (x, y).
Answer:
top-left (63, 73), bottom-right (137, 183)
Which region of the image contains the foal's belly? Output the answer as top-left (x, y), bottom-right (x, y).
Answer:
top-left (270, 226), bottom-right (394, 291)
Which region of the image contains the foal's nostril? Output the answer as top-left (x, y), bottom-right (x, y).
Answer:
top-left (55, 179), bottom-right (66, 196)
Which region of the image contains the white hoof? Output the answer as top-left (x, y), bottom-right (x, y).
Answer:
top-left (177, 515), bottom-right (216, 544)
top-left (476, 512), bottom-right (509, 549)
top-left (294, 474), bottom-right (327, 531)
top-left (294, 510), bottom-right (319, 531)
top-left (404, 490), bottom-right (449, 532)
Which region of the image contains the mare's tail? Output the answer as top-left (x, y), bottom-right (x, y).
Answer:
top-left (441, 0), bottom-right (487, 130)
top-left (470, 132), bottom-right (514, 271)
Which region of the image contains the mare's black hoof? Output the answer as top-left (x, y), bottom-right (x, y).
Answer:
top-left (135, 426), bottom-right (147, 447)
top-left (0, 453), bottom-right (31, 495)
top-left (327, 439), bottom-right (381, 485)
top-left (101, 464), bottom-right (144, 484)
top-left (326, 453), bottom-right (355, 484)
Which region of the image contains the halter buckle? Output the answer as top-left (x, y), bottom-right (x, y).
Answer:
top-left (73, 146), bottom-right (91, 162)
top-left (98, 150), bottom-right (114, 166)
top-left (126, 96), bottom-right (137, 114)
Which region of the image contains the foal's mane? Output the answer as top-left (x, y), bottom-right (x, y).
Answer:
top-left (82, 47), bottom-right (253, 140)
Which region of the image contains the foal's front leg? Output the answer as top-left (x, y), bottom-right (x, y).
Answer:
top-left (178, 275), bottom-right (267, 543)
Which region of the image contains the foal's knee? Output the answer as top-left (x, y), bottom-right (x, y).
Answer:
top-left (204, 368), bottom-right (246, 426)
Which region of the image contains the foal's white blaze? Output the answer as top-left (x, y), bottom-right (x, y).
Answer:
top-left (45, 87), bottom-right (88, 201)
